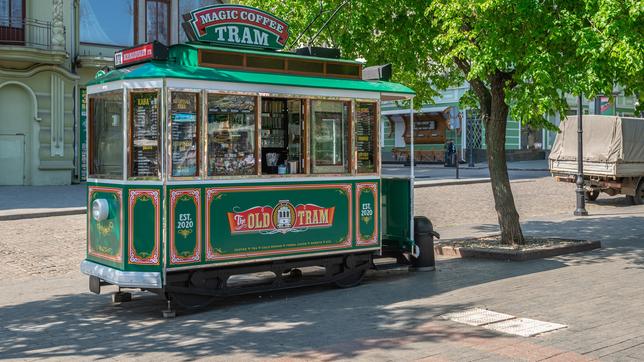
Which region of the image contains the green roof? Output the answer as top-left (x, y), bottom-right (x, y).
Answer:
top-left (87, 43), bottom-right (414, 95)
top-left (88, 61), bottom-right (415, 95)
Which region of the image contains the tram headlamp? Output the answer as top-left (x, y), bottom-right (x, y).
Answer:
top-left (92, 199), bottom-right (109, 222)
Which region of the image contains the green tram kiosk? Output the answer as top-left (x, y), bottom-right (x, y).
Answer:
top-left (81, 4), bottom-right (436, 315)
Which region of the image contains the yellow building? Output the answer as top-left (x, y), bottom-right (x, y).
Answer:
top-left (0, 0), bottom-right (222, 185)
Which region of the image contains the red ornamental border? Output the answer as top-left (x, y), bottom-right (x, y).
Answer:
top-left (128, 189), bottom-right (160, 265)
top-left (205, 184), bottom-right (353, 261)
top-left (87, 186), bottom-right (123, 263)
top-left (169, 189), bottom-right (202, 264)
top-left (356, 183), bottom-right (379, 246)
top-left (190, 5), bottom-right (289, 44)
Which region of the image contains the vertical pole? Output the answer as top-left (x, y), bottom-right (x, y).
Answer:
top-left (409, 98), bottom-right (415, 240)
top-left (574, 94), bottom-right (588, 216)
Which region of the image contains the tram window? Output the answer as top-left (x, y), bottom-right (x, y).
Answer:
top-left (130, 92), bottom-right (160, 178)
top-left (310, 100), bottom-right (350, 174)
top-left (207, 94), bottom-right (257, 176)
top-left (355, 102), bottom-right (378, 173)
top-left (170, 92), bottom-right (199, 177)
top-left (89, 90), bottom-right (124, 179)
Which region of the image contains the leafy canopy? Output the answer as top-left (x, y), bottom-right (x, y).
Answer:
top-left (241, 0), bottom-right (643, 124)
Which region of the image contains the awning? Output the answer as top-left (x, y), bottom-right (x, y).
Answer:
top-left (87, 61), bottom-right (415, 96)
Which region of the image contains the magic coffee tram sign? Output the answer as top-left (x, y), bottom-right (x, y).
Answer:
top-left (182, 5), bottom-right (290, 50)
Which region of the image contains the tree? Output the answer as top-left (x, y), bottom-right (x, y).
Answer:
top-left (241, 0), bottom-right (643, 245)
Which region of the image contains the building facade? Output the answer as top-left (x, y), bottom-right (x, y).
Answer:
top-left (0, 0), bottom-right (222, 185)
top-left (381, 83), bottom-right (640, 163)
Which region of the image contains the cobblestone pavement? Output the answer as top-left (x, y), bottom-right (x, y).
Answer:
top-left (0, 178), bottom-right (643, 361)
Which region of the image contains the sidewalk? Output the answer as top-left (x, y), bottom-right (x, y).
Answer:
top-left (0, 184), bottom-right (86, 220)
top-left (0, 204), bottom-right (642, 360)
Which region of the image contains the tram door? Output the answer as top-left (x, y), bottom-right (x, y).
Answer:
top-left (261, 98), bottom-right (303, 174)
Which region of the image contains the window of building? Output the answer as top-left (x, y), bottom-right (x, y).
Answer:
top-left (80, 0), bottom-right (134, 46)
top-left (0, 0), bottom-right (24, 42)
top-left (89, 91), bottom-right (124, 179)
top-left (170, 92), bottom-right (199, 177)
top-left (178, 0), bottom-right (220, 43)
top-left (145, 0), bottom-right (170, 45)
top-left (310, 100), bottom-right (350, 174)
top-left (207, 94), bottom-right (257, 176)
top-left (355, 102), bottom-right (378, 173)
top-left (130, 91), bottom-right (161, 178)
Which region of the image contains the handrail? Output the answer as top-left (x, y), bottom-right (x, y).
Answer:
top-left (0, 17), bottom-right (66, 50)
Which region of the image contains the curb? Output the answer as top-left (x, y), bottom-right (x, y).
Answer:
top-left (434, 239), bottom-right (602, 261)
top-left (414, 178), bottom-right (491, 188)
top-left (0, 208), bottom-right (87, 221)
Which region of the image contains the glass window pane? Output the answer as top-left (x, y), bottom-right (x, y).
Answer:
top-left (310, 100), bottom-right (350, 174)
top-left (207, 94), bottom-right (256, 176)
top-left (356, 102), bottom-right (377, 173)
top-left (89, 91), bottom-right (124, 179)
top-left (80, 0), bottom-right (133, 46)
top-left (171, 92), bottom-right (199, 177)
top-left (146, 0), bottom-right (169, 44)
top-left (178, 0), bottom-right (220, 43)
top-left (130, 92), bottom-right (160, 178)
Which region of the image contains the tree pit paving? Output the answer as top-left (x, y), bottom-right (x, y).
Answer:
top-left (434, 236), bottom-right (601, 261)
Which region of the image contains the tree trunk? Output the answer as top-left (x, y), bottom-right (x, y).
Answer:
top-left (485, 84), bottom-right (525, 245)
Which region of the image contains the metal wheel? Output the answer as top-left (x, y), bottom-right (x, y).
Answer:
top-left (334, 268), bottom-right (367, 288)
top-left (630, 181), bottom-right (644, 205)
top-left (585, 189), bottom-right (600, 201)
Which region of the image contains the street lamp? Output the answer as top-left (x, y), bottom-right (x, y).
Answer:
top-left (574, 94), bottom-right (588, 216)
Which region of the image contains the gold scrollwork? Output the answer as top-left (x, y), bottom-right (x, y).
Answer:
top-left (97, 221), bottom-right (114, 236)
top-left (178, 229), bottom-right (193, 238)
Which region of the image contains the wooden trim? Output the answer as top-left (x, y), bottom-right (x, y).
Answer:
top-left (256, 95), bottom-right (262, 176)
top-left (88, 97), bottom-right (95, 177)
top-left (198, 49), bottom-right (362, 80)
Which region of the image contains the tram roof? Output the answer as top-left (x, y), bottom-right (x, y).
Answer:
top-left (88, 43), bottom-right (415, 97)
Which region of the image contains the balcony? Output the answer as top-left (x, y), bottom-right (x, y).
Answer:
top-left (0, 17), bottom-right (67, 65)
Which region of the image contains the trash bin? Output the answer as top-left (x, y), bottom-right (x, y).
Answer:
top-left (410, 216), bottom-right (440, 271)
top-left (444, 140), bottom-right (456, 167)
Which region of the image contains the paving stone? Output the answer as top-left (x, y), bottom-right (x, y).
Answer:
top-left (483, 318), bottom-right (567, 337)
top-left (440, 308), bottom-right (515, 326)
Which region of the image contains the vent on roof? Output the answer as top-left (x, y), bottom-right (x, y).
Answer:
top-left (295, 46), bottom-right (341, 59)
top-left (362, 64), bottom-right (392, 81)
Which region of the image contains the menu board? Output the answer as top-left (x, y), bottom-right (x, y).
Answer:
top-left (207, 94), bottom-right (256, 176)
top-left (131, 92), bottom-right (159, 177)
top-left (171, 93), bottom-right (198, 177)
top-left (356, 103), bottom-right (376, 173)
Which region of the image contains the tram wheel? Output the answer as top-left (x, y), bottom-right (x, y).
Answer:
top-left (334, 268), bottom-right (367, 288)
top-left (169, 292), bottom-right (217, 310)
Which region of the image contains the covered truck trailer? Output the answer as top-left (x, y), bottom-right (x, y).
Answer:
top-left (549, 115), bottom-right (644, 204)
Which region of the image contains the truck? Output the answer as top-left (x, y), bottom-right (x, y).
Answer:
top-left (549, 115), bottom-right (644, 204)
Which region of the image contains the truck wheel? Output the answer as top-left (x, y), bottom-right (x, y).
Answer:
top-left (630, 181), bottom-right (644, 205)
top-left (585, 189), bottom-right (600, 201)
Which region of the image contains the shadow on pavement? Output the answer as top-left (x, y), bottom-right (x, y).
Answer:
top-left (0, 257), bottom-right (570, 360)
top-left (1, 215), bottom-right (641, 360)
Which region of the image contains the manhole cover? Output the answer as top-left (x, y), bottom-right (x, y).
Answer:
top-left (483, 318), bottom-right (567, 337)
top-left (440, 308), bottom-right (516, 326)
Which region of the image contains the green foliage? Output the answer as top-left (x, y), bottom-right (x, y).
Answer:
top-left (241, 0), bottom-right (643, 125)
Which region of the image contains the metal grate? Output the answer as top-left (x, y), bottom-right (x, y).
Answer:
top-left (441, 308), bottom-right (515, 326)
top-left (482, 318), bottom-right (567, 337)
top-left (466, 110), bottom-right (483, 150)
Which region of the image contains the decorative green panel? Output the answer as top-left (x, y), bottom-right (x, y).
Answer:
top-left (204, 184), bottom-right (353, 262)
top-left (169, 188), bottom-right (202, 265)
top-left (381, 178), bottom-right (413, 251)
top-left (356, 183), bottom-right (379, 246)
top-left (128, 189), bottom-right (161, 266)
top-left (87, 185), bottom-right (124, 269)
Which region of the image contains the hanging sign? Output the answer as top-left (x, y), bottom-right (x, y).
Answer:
top-left (182, 5), bottom-right (290, 50)
top-left (114, 41), bottom-right (168, 68)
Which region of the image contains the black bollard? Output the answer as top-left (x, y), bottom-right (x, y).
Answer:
top-left (410, 216), bottom-right (440, 271)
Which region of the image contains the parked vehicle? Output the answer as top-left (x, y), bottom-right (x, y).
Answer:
top-left (549, 115), bottom-right (644, 204)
